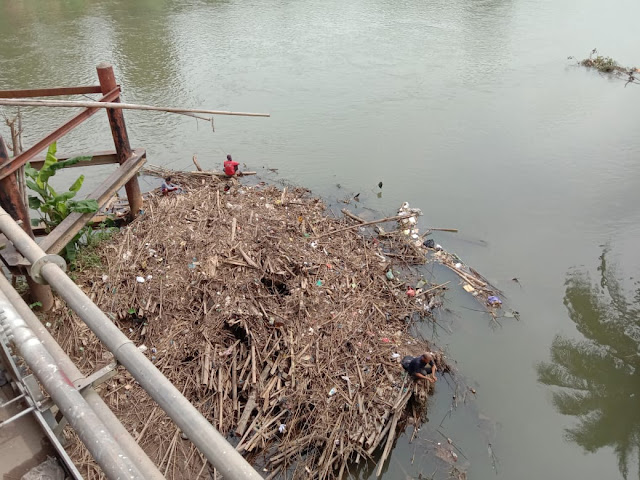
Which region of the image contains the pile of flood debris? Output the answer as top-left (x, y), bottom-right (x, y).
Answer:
top-left (50, 168), bottom-right (454, 479)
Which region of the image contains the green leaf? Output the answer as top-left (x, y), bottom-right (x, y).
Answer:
top-left (50, 156), bottom-right (91, 171)
top-left (28, 196), bottom-right (42, 210)
top-left (69, 199), bottom-right (99, 213)
top-left (31, 218), bottom-right (41, 227)
top-left (40, 142), bottom-right (58, 181)
top-left (52, 191), bottom-right (77, 204)
top-left (24, 164), bottom-right (38, 180)
top-left (47, 142), bottom-right (57, 157)
top-left (26, 179), bottom-right (47, 199)
top-left (55, 202), bottom-right (68, 217)
top-left (69, 174), bottom-right (84, 193)
top-left (65, 242), bottom-right (78, 263)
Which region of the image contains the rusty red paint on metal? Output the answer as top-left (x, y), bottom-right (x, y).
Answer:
top-left (0, 135), bottom-right (54, 310)
top-left (59, 369), bottom-right (75, 387)
top-left (97, 63), bottom-right (142, 217)
top-left (0, 136), bottom-right (29, 225)
top-left (0, 88), bottom-right (121, 181)
top-left (0, 85), bottom-right (104, 99)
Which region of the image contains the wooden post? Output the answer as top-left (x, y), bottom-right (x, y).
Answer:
top-left (96, 62), bottom-right (143, 217)
top-left (0, 135), bottom-right (54, 311)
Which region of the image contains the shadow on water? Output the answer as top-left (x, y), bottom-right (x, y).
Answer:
top-left (537, 247), bottom-right (640, 480)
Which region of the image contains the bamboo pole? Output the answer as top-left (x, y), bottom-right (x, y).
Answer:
top-left (316, 212), bottom-right (458, 239)
top-left (0, 98), bottom-right (271, 117)
top-left (314, 214), bottom-right (415, 239)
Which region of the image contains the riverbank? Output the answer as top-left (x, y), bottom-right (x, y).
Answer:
top-left (46, 170), bottom-right (455, 479)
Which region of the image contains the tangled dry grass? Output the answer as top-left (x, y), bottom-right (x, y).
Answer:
top-left (49, 169), bottom-right (451, 479)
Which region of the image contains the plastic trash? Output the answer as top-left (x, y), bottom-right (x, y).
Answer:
top-left (136, 276), bottom-right (145, 283)
top-left (454, 262), bottom-right (462, 269)
top-left (278, 423), bottom-right (286, 433)
top-left (407, 287), bottom-right (416, 297)
top-left (435, 244), bottom-right (443, 251)
top-left (487, 296), bottom-right (502, 306)
top-left (316, 280), bottom-right (323, 286)
top-left (391, 353), bottom-right (401, 359)
top-left (328, 388), bottom-right (337, 396)
top-left (423, 239), bottom-right (435, 249)
top-left (385, 270), bottom-right (395, 280)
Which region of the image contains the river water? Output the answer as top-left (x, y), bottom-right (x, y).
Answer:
top-left (1, 1), bottom-right (639, 479)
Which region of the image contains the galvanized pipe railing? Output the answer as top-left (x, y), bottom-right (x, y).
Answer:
top-left (0, 289), bottom-right (144, 479)
top-left (0, 207), bottom-right (262, 480)
top-left (0, 273), bottom-right (165, 480)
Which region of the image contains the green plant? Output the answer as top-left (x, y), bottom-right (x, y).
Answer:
top-left (590, 56), bottom-right (618, 72)
top-left (25, 142), bottom-right (98, 230)
top-left (25, 142), bottom-right (100, 261)
top-left (69, 221), bottom-right (118, 271)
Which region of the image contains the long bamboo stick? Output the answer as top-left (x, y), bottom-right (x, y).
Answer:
top-left (0, 98), bottom-right (270, 117)
top-left (316, 213), bottom-right (459, 239)
top-left (375, 410), bottom-right (401, 477)
top-left (314, 214), bottom-right (415, 239)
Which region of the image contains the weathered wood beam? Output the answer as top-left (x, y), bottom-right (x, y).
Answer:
top-left (0, 86), bottom-right (103, 99)
top-left (28, 151), bottom-right (120, 171)
top-left (38, 148), bottom-right (146, 256)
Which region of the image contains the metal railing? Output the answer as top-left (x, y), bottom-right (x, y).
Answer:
top-left (0, 271), bottom-right (164, 479)
top-left (0, 205), bottom-right (263, 480)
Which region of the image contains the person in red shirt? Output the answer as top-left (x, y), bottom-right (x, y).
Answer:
top-left (223, 154), bottom-right (239, 176)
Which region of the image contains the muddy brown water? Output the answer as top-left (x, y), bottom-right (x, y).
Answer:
top-left (1, 1), bottom-right (639, 479)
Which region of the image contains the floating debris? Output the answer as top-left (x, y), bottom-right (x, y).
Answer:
top-left (50, 171), bottom-right (452, 479)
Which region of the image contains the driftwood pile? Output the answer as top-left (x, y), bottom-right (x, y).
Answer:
top-left (50, 169), bottom-right (451, 479)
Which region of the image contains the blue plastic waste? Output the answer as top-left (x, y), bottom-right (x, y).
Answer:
top-left (487, 296), bottom-right (502, 306)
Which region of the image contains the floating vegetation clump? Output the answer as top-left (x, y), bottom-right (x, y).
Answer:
top-left (574, 49), bottom-right (639, 86)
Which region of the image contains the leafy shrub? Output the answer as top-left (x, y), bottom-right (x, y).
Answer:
top-left (25, 142), bottom-right (98, 229)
